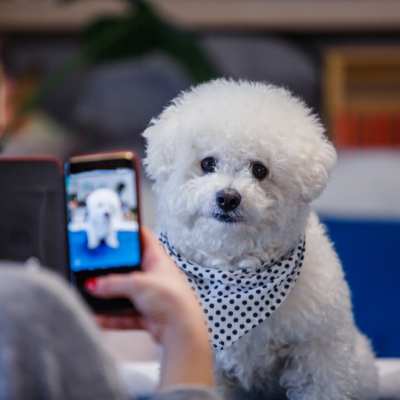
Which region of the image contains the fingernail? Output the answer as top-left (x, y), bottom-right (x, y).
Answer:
top-left (85, 278), bottom-right (97, 292)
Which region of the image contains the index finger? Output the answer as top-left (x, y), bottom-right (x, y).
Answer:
top-left (95, 314), bottom-right (145, 330)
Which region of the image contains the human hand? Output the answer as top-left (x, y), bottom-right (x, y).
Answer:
top-left (87, 227), bottom-right (206, 343)
top-left (86, 227), bottom-right (214, 389)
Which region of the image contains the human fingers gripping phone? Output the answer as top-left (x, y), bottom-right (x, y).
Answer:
top-left (64, 151), bottom-right (143, 314)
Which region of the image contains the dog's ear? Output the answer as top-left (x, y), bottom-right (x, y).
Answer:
top-left (298, 137), bottom-right (337, 203)
top-left (142, 105), bottom-right (180, 183)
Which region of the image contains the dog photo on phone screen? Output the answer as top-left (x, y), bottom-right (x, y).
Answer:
top-left (66, 169), bottom-right (140, 270)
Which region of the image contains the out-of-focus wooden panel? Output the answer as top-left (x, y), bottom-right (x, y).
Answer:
top-left (0, 65), bottom-right (5, 134)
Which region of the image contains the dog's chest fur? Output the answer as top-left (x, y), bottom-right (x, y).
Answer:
top-left (215, 297), bottom-right (300, 399)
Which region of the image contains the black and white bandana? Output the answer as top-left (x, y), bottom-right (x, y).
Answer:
top-left (159, 233), bottom-right (306, 352)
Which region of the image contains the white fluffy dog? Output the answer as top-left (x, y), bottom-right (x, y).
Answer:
top-left (85, 188), bottom-right (122, 250)
top-left (143, 79), bottom-right (378, 400)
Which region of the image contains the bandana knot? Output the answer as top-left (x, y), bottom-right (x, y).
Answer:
top-left (160, 233), bottom-right (305, 351)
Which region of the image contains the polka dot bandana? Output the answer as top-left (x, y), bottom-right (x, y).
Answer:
top-left (159, 233), bottom-right (306, 352)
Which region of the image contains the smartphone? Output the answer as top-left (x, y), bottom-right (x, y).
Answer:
top-left (64, 151), bottom-right (142, 313)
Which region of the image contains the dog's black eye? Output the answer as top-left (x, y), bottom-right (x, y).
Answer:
top-left (251, 161), bottom-right (269, 180)
top-left (201, 157), bottom-right (217, 173)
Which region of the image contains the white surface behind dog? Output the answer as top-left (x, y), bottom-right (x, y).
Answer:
top-left (314, 150), bottom-right (400, 220)
top-left (115, 352), bottom-right (400, 399)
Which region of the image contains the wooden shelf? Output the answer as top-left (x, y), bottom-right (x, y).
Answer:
top-left (323, 46), bottom-right (400, 148)
top-left (1, 0), bottom-right (400, 33)
top-left (324, 46), bottom-right (400, 113)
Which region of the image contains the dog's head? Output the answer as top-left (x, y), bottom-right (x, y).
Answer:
top-left (86, 188), bottom-right (121, 225)
top-left (144, 79), bottom-right (336, 261)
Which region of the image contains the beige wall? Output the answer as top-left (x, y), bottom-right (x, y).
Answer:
top-left (1, 0), bottom-right (400, 32)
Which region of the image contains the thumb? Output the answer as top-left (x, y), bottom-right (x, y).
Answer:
top-left (140, 227), bottom-right (171, 271)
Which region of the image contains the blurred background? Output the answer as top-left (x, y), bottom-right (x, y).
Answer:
top-left (0, 0), bottom-right (399, 358)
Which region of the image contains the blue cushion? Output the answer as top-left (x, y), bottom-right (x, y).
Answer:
top-left (322, 217), bottom-right (400, 357)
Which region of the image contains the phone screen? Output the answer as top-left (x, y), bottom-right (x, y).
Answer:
top-left (65, 166), bottom-right (141, 273)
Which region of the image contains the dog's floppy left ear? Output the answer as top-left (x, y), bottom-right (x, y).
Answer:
top-left (142, 104), bottom-right (180, 183)
top-left (299, 137), bottom-right (337, 203)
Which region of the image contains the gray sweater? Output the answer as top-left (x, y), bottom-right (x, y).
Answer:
top-left (0, 265), bottom-right (220, 400)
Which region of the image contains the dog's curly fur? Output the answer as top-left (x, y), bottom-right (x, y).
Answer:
top-left (143, 79), bottom-right (378, 399)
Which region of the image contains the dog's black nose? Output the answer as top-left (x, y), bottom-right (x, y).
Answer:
top-left (216, 189), bottom-right (241, 212)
